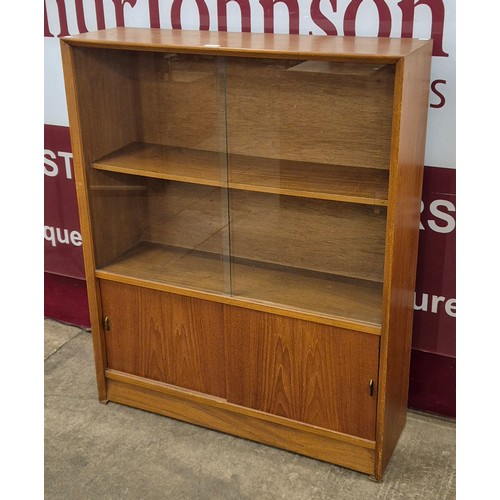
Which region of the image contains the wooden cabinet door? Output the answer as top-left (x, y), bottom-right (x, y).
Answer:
top-left (100, 280), bottom-right (226, 398)
top-left (225, 307), bottom-right (379, 440)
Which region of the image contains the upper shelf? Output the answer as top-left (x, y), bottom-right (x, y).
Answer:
top-left (93, 142), bottom-right (389, 206)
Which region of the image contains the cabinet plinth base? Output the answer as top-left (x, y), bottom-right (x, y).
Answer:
top-left (105, 370), bottom-right (376, 476)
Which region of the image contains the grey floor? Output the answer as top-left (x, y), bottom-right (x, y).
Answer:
top-left (45, 319), bottom-right (456, 500)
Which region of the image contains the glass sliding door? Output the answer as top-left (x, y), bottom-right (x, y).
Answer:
top-left (224, 57), bottom-right (395, 327)
top-left (75, 48), bottom-right (231, 295)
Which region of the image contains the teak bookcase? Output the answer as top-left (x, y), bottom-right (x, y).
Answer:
top-left (60, 28), bottom-right (432, 480)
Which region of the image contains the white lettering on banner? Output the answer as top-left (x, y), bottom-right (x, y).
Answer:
top-left (414, 292), bottom-right (456, 318)
top-left (44, 150), bottom-right (58, 177)
top-left (420, 199), bottom-right (456, 233)
top-left (44, 225), bottom-right (82, 248)
top-left (44, 149), bottom-right (73, 179)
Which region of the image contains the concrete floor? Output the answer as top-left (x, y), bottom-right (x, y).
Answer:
top-left (45, 319), bottom-right (456, 499)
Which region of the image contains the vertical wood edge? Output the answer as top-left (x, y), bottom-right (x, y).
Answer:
top-left (60, 41), bottom-right (108, 401)
top-left (375, 55), bottom-right (404, 479)
top-left (375, 42), bottom-right (432, 479)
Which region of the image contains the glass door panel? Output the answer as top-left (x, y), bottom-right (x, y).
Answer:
top-left (224, 57), bottom-right (395, 326)
top-left (76, 48), bottom-right (230, 295)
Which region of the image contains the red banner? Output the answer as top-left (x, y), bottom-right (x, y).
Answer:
top-left (414, 167), bottom-right (456, 357)
top-left (44, 125), bottom-right (84, 279)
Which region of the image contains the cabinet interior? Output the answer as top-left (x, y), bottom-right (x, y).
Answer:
top-left (73, 46), bottom-right (396, 329)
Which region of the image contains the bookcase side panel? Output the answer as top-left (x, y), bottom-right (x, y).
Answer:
top-left (376, 43), bottom-right (433, 479)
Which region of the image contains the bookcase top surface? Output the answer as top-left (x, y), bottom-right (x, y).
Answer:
top-left (61, 27), bottom-right (431, 62)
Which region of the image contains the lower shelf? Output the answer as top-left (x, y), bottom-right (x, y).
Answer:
top-left (96, 241), bottom-right (383, 331)
top-left (105, 369), bottom-right (377, 476)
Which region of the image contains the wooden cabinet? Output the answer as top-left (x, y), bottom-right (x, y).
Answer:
top-left (61, 28), bottom-right (432, 480)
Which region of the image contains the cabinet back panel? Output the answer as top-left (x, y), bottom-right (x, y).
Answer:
top-left (146, 180), bottom-right (230, 257)
top-left (147, 182), bottom-right (385, 282)
top-left (73, 48), bottom-right (226, 156)
top-left (136, 52), bottom-right (226, 152)
top-left (230, 190), bottom-right (386, 282)
top-left (226, 59), bottom-right (395, 169)
top-left (90, 177), bottom-right (229, 271)
top-left (72, 47), bottom-right (150, 268)
top-left (114, 52), bottom-right (395, 170)
top-left (91, 175), bottom-right (385, 285)
top-left (89, 170), bottom-right (148, 268)
top-left (71, 47), bottom-right (140, 161)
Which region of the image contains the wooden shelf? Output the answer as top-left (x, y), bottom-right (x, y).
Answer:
top-left (96, 241), bottom-right (383, 329)
top-left (93, 142), bottom-right (389, 206)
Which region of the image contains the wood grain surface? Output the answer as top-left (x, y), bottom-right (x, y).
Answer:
top-left (225, 307), bottom-right (380, 440)
top-left (375, 42), bottom-right (433, 479)
top-left (89, 169), bottom-right (148, 268)
top-left (105, 373), bottom-right (376, 474)
top-left (100, 280), bottom-right (226, 398)
top-left (136, 52), bottom-right (225, 152)
top-left (93, 141), bottom-right (389, 205)
top-left (62, 28), bottom-right (430, 63)
top-left (60, 42), bottom-right (109, 401)
top-left (225, 58), bottom-right (395, 169)
top-left (98, 242), bottom-right (383, 328)
top-left (144, 181), bottom-right (387, 283)
top-left (70, 46), bottom-right (139, 162)
top-left (229, 190), bottom-right (387, 282)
